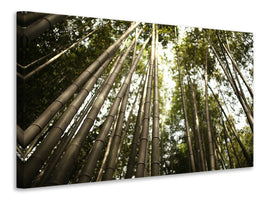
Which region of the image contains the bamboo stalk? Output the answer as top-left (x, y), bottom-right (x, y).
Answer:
top-left (100, 42), bottom-right (140, 180)
top-left (176, 56), bottom-right (196, 172)
top-left (205, 48), bottom-right (216, 171)
top-left (102, 85), bottom-right (131, 180)
top-left (115, 75), bottom-right (145, 169)
top-left (151, 24), bottom-right (160, 176)
top-left (135, 29), bottom-right (155, 177)
top-left (17, 12), bottom-right (47, 27)
top-left (222, 119), bottom-right (233, 168)
top-left (232, 63), bottom-right (253, 117)
top-left (222, 119), bottom-right (241, 167)
top-left (96, 102), bottom-right (122, 181)
top-left (113, 38), bottom-right (145, 172)
top-left (17, 14), bottom-right (66, 47)
top-left (125, 66), bottom-right (149, 178)
top-left (17, 51), bottom-right (55, 70)
top-left (187, 76), bottom-right (206, 171)
top-left (223, 40), bottom-right (253, 99)
top-left (22, 22), bottom-right (109, 80)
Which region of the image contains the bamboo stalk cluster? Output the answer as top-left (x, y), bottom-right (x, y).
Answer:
top-left (173, 29), bottom-right (253, 172)
top-left (17, 21), bottom-right (163, 187)
top-left (17, 16), bottom-right (253, 188)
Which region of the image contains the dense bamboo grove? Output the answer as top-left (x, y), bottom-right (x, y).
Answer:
top-left (17, 12), bottom-right (253, 188)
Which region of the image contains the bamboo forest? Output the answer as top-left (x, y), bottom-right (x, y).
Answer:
top-left (16, 12), bottom-right (253, 188)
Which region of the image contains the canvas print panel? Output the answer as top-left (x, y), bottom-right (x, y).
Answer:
top-left (16, 11), bottom-right (253, 188)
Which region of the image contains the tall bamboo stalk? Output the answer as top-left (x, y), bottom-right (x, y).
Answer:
top-left (22, 22), bottom-right (109, 80)
top-left (160, 94), bottom-right (165, 175)
top-left (135, 28), bottom-right (155, 178)
top-left (20, 22), bottom-right (140, 148)
top-left (151, 24), bottom-right (160, 176)
top-left (215, 140), bottom-right (226, 169)
top-left (205, 49), bottom-right (216, 171)
top-left (17, 12), bottom-right (47, 27)
top-left (222, 119), bottom-right (233, 168)
top-left (187, 82), bottom-right (200, 171)
top-left (221, 36), bottom-right (253, 99)
top-left (101, 85), bottom-right (131, 180)
top-left (96, 101), bottom-right (122, 181)
top-left (232, 63), bottom-right (253, 117)
top-left (187, 76), bottom-right (206, 171)
top-left (115, 75), bottom-right (145, 169)
top-left (17, 14), bottom-right (66, 47)
top-left (177, 60), bottom-right (196, 172)
top-left (125, 67), bottom-right (149, 178)
top-left (174, 27), bottom-right (195, 172)
top-left (17, 51), bottom-right (55, 70)
top-left (222, 119), bottom-right (241, 167)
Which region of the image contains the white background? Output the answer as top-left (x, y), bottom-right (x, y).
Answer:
top-left (1, 0), bottom-right (266, 199)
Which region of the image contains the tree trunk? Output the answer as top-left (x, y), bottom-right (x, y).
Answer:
top-left (17, 12), bottom-right (47, 27)
top-left (125, 66), bottom-right (149, 178)
top-left (205, 50), bottom-right (216, 171)
top-left (151, 24), bottom-right (160, 176)
top-left (222, 38), bottom-right (253, 99)
top-left (22, 22), bottom-right (108, 80)
top-left (222, 119), bottom-right (241, 167)
top-left (17, 14), bottom-right (66, 47)
top-left (222, 119), bottom-right (233, 168)
top-left (187, 81), bottom-right (200, 171)
top-left (115, 75), bottom-right (145, 171)
top-left (96, 101), bottom-right (122, 181)
top-left (135, 29), bottom-right (155, 178)
top-left (177, 56), bottom-right (196, 172)
top-left (187, 76), bottom-right (206, 171)
top-left (102, 84), bottom-right (131, 180)
top-left (232, 63), bottom-right (253, 118)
